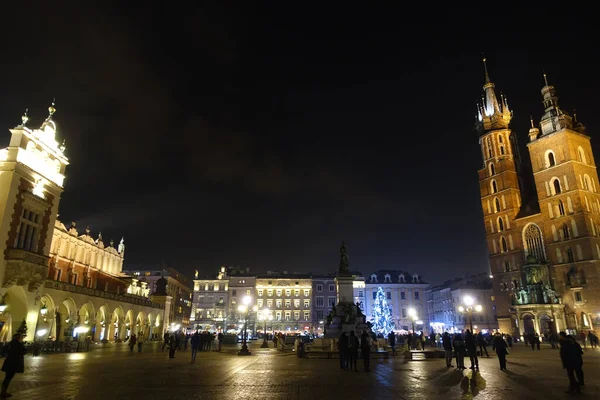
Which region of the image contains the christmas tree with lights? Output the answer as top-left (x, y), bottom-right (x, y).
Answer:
top-left (371, 287), bottom-right (395, 335)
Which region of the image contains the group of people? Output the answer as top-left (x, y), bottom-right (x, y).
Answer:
top-left (338, 330), bottom-right (374, 372)
top-left (441, 331), bottom-right (509, 370)
top-left (162, 331), bottom-right (224, 360)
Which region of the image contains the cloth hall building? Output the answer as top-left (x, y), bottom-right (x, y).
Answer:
top-left (476, 60), bottom-right (600, 337)
top-left (0, 105), bottom-right (170, 343)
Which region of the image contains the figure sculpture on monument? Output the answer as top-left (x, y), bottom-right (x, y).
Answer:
top-left (339, 241), bottom-right (350, 274)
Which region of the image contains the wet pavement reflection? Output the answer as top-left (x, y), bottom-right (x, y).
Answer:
top-left (3, 342), bottom-right (598, 399)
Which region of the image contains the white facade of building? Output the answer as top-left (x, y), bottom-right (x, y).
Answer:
top-left (353, 271), bottom-right (430, 334)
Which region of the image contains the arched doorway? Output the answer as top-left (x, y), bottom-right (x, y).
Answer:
top-left (2, 287), bottom-right (29, 340)
top-left (96, 305), bottom-right (110, 341)
top-left (109, 307), bottom-right (125, 342)
top-left (522, 314), bottom-right (535, 335)
top-left (57, 298), bottom-right (77, 341)
top-left (36, 294), bottom-right (57, 340)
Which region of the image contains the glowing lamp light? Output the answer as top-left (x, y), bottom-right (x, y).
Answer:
top-left (36, 329), bottom-right (48, 337)
top-left (0, 303), bottom-right (7, 313)
top-left (74, 326), bottom-right (90, 334)
top-left (408, 308), bottom-right (417, 318)
top-left (40, 305), bottom-right (48, 316)
top-left (458, 306), bottom-right (465, 312)
top-left (416, 320), bottom-right (423, 325)
top-left (242, 295), bottom-right (251, 305)
top-left (32, 179), bottom-right (45, 198)
top-left (463, 296), bottom-right (474, 306)
top-left (475, 305), bottom-right (483, 312)
top-left (237, 305), bottom-right (247, 313)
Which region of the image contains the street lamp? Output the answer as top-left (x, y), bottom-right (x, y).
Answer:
top-left (457, 295), bottom-right (483, 332)
top-left (408, 307), bottom-right (418, 333)
top-left (260, 308), bottom-right (272, 348)
top-left (238, 295), bottom-right (252, 356)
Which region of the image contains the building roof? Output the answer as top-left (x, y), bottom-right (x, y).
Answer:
top-left (427, 272), bottom-right (491, 292)
top-left (362, 270), bottom-right (427, 284)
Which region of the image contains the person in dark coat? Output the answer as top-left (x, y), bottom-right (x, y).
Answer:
top-left (559, 332), bottom-right (584, 394)
top-left (361, 330), bottom-right (371, 372)
top-left (442, 332), bottom-right (453, 367)
top-left (190, 332), bottom-right (200, 364)
top-left (128, 333), bottom-right (137, 352)
top-left (452, 333), bottom-right (466, 369)
top-left (493, 333), bottom-right (508, 371)
top-left (347, 331), bottom-right (359, 371)
top-left (387, 331), bottom-right (396, 355)
top-left (465, 330), bottom-right (478, 370)
top-left (477, 332), bottom-right (489, 357)
top-left (1, 334), bottom-right (26, 398)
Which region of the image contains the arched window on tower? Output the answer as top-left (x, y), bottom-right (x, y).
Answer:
top-left (501, 237), bottom-right (508, 252)
top-left (498, 217), bottom-right (504, 232)
top-left (498, 135), bottom-right (503, 143)
top-left (578, 146), bottom-right (586, 164)
top-left (489, 163), bottom-right (495, 176)
top-left (523, 223), bottom-right (546, 262)
top-left (491, 180), bottom-right (498, 194)
top-left (495, 198), bottom-right (501, 213)
top-left (558, 200), bottom-right (565, 216)
top-left (500, 145), bottom-right (505, 155)
top-left (547, 152), bottom-right (556, 167)
top-left (504, 260), bottom-right (510, 272)
top-left (566, 247), bottom-right (574, 263)
top-left (583, 174), bottom-right (593, 191)
top-left (562, 223), bottom-right (570, 240)
top-left (552, 178), bottom-right (562, 195)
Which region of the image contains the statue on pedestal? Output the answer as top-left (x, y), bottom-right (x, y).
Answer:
top-left (339, 242), bottom-right (350, 274)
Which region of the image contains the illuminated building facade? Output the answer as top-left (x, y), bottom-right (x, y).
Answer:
top-left (255, 273), bottom-right (312, 333)
top-left (226, 268), bottom-right (256, 334)
top-left (312, 275), bottom-right (336, 335)
top-left (477, 60), bottom-right (600, 336)
top-left (353, 270), bottom-right (430, 333)
top-left (426, 273), bottom-right (498, 333)
top-left (0, 106), bottom-right (169, 342)
top-left (191, 266), bottom-right (229, 331)
top-left (123, 268), bottom-right (193, 330)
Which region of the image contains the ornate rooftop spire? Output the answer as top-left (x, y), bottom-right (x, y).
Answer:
top-left (21, 109), bottom-right (29, 127)
top-left (476, 57), bottom-right (511, 134)
top-left (48, 99), bottom-right (56, 118)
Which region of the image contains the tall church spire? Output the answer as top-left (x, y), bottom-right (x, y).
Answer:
top-left (538, 72), bottom-right (582, 136)
top-left (476, 58), bottom-right (512, 134)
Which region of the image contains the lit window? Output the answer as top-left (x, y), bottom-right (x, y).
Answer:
top-left (285, 289), bottom-right (291, 296)
top-left (14, 208), bottom-right (42, 252)
top-left (303, 289), bottom-right (309, 296)
top-left (258, 289), bottom-right (263, 297)
top-left (304, 300), bottom-right (310, 308)
top-left (276, 289), bottom-right (282, 297)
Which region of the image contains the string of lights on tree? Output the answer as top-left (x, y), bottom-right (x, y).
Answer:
top-left (371, 287), bottom-right (395, 335)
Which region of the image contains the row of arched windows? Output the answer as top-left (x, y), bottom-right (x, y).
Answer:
top-left (544, 146), bottom-right (588, 169)
top-left (551, 220), bottom-right (578, 241)
top-left (483, 133), bottom-right (509, 163)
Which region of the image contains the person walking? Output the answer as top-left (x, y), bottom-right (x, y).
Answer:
top-left (452, 333), bottom-right (466, 370)
top-left (465, 330), bottom-right (479, 370)
top-left (477, 332), bottom-right (489, 357)
top-left (559, 332), bottom-right (584, 394)
top-left (388, 331), bottom-right (396, 356)
top-left (168, 334), bottom-right (177, 359)
top-left (137, 333), bottom-right (144, 352)
top-left (190, 332), bottom-right (200, 364)
top-left (128, 333), bottom-right (137, 352)
top-left (442, 332), bottom-right (453, 368)
top-left (1, 334), bottom-right (26, 398)
top-left (493, 333), bottom-right (509, 371)
top-left (361, 330), bottom-right (371, 372)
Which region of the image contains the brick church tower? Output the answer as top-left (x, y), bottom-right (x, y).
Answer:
top-left (477, 61), bottom-right (600, 336)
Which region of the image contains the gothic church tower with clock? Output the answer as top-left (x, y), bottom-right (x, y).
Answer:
top-left (477, 60), bottom-right (600, 336)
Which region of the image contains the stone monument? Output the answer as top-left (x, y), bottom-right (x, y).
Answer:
top-left (325, 242), bottom-right (369, 339)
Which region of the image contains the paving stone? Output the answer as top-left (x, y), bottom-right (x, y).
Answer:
top-left (1, 341), bottom-right (598, 399)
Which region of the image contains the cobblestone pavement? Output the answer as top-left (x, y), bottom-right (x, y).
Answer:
top-left (3, 341), bottom-right (599, 399)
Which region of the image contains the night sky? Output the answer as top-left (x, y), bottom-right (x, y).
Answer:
top-left (0, 4), bottom-right (597, 283)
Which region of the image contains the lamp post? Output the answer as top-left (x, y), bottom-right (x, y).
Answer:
top-left (260, 308), bottom-right (272, 348)
top-left (408, 307), bottom-right (418, 333)
top-left (238, 295), bottom-right (252, 356)
top-left (457, 295), bottom-right (483, 332)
